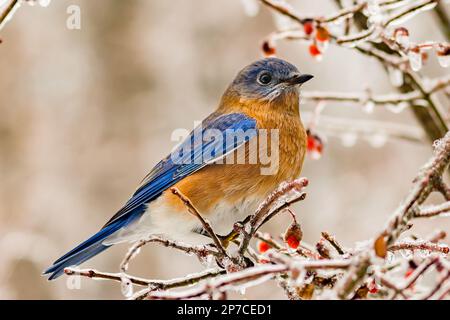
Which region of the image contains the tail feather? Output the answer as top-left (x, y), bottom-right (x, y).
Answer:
top-left (51, 223), bottom-right (119, 266)
top-left (44, 207), bottom-right (144, 280)
top-left (45, 242), bottom-right (110, 280)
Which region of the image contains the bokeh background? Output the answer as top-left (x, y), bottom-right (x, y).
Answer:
top-left (0, 0), bottom-right (448, 299)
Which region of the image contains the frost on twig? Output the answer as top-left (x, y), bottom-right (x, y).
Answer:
top-left (0, 0), bottom-right (51, 33)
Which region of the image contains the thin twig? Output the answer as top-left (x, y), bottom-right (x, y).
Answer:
top-left (322, 231), bottom-right (346, 255)
top-left (427, 230), bottom-right (447, 243)
top-left (388, 240), bottom-right (449, 254)
top-left (144, 264), bottom-right (288, 300)
top-left (0, 0), bottom-right (20, 30)
top-left (65, 267), bottom-right (153, 286)
top-left (171, 187), bottom-right (229, 258)
top-left (302, 75), bottom-right (450, 106)
top-left (415, 201), bottom-right (450, 218)
top-left (238, 178), bottom-right (308, 256)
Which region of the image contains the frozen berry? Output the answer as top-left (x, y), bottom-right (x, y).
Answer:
top-left (303, 20), bottom-right (314, 36)
top-left (258, 240), bottom-right (271, 253)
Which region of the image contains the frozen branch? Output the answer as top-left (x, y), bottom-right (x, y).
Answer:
top-left (302, 112), bottom-right (425, 144)
top-left (415, 201), bottom-right (450, 218)
top-left (302, 74), bottom-right (450, 106)
top-left (388, 240), bottom-right (449, 254)
top-left (0, 0), bottom-right (20, 30)
top-left (377, 256), bottom-right (445, 299)
top-left (238, 178), bottom-right (308, 256)
top-left (377, 131), bottom-right (450, 249)
top-left (427, 230), bottom-right (447, 243)
top-left (435, 178), bottom-right (450, 200)
top-left (142, 264), bottom-right (289, 300)
top-left (337, 0), bottom-right (440, 45)
top-left (332, 253), bottom-right (371, 299)
top-left (123, 235), bottom-right (220, 259)
top-left (321, 231), bottom-right (346, 255)
top-left (64, 267), bottom-right (154, 286)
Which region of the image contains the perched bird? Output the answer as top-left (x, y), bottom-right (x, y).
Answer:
top-left (44, 57), bottom-right (313, 280)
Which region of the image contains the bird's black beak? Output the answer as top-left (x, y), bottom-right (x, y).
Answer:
top-left (285, 73), bottom-right (314, 86)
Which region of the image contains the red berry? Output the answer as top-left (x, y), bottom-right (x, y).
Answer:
top-left (286, 235), bottom-right (300, 249)
top-left (405, 268), bottom-right (414, 278)
top-left (309, 44), bottom-right (321, 57)
top-left (262, 40), bottom-right (276, 56)
top-left (306, 130), bottom-right (325, 157)
top-left (258, 240), bottom-right (271, 253)
top-left (315, 139), bottom-right (324, 153)
top-left (283, 220), bottom-right (302, 249)
top-left (368, 279), bottom-right (379, 294)
top-left (316, 26), bottom-right (330, 42)
top-left (307, 135), bottom-right (316, 151)
top-left (303, 21), bottom-right (314, 36)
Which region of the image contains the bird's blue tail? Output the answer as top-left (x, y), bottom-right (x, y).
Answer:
top-left (44, 211), bottom-right (142, 280)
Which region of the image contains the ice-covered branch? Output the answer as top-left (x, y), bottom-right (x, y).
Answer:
top-left (66, 266), bottom-right (225, 298)
top-left (303, 112), bottom-right (425, 145)
top-left (141, 264), bottom-right (288, 300)
top-left (388, 240), bottom-right (449, 254)
top-left (302, 74), bottom-right (450, 107)
top-left (0, 0), bottom-right (51, 32)
top-left (376, 131), bottom-right (450, 248)
top-left (415, 201), bottom-right (450, 218)
top-left (0, 0), bottom-right (20, 30)
top-left (237, 178), bottom-right (308, 256)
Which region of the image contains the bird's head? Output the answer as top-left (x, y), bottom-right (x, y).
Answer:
top-left (220, 58), bottom-right (313, 113)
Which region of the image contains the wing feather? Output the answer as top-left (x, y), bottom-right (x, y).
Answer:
top-left (102, 112), bottom-right (258, 227)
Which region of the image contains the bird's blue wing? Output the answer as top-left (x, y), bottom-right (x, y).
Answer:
top-left (104, 112), bottom-right (258, 227)
top-left (44, 112), bottom-right (257, 279)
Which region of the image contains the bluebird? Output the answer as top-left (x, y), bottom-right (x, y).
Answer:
top-left (44, 57), bottom-right (313, 279)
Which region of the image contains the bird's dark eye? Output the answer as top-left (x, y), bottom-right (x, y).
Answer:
top-left (258, 72), bottom-right (272, 85)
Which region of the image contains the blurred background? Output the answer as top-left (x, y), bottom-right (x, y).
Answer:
top-left (0, 0), bottom-right (448, 299)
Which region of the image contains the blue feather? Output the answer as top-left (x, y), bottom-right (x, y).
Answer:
top-left (44, 112), bottom-right (258, 280)
top-left (103, 112), bottom-right (257, 227)
top-left (44, 206), bottom-right (144, 280)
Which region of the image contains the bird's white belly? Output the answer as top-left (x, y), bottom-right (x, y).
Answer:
top-left (103, 194), bottom-right (262, 245)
